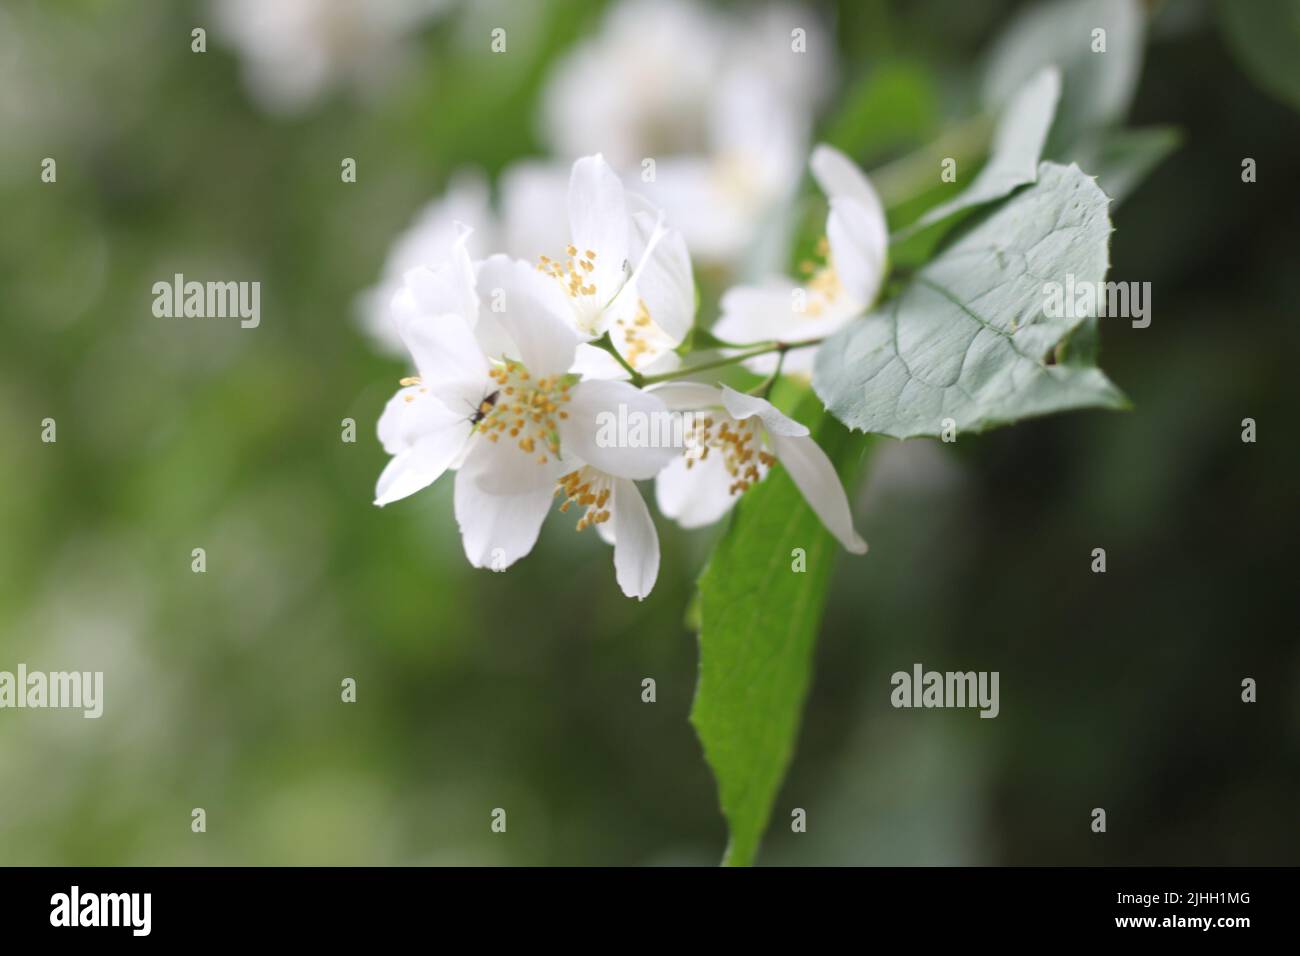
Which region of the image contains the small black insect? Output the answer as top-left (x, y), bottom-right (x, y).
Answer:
top-left (469, 390), bottom-right (501, 426)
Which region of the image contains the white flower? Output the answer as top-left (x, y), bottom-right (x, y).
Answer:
top-left (652, 383), bottom-right (867, 554)
top-left (645, 68), bottom-right (809, 270)
top-left (712, 144), bottom-right (889, 376)
top-left (374, 230), bottom-right (675, 595)
top-left (555, 463), bottom-right (661, 600)
top-left (210, 0), bottom-right (450, 115)
top-left (357, 161), bottom-right (571, 356)
top-left (540, 0), bottom-right (831, 270)
top-left (538, 154), bottom-right (695, 379)
top-left (541, 0), bottom-right (726, 171)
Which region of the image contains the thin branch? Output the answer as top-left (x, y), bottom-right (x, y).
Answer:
top-left (640, 337), bottom-right (822, 387)
top-left (591, 331), bottom-right (644, 386)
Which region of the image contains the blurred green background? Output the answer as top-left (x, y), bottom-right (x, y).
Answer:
top-left (1, 0), bottom-right (1296, 865)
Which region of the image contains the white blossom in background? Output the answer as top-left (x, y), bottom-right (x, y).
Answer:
top-left (210, 0), bottom-right (453, 115)
top-left (712, 144), bottom-right (888, 376)
top-left (540, 0), bottom-right (833, 271)
top-left (357, 161), bottom-right (571, 356)
top-left (652, 383), bottom-right (867, 554)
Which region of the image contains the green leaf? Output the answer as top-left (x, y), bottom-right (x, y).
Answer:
top-left (691, 395), bottom-right (868, 867)
top-left (813, 162), bottom-right (1128, 439)
top-left (1063, 125), bottom-right (1180, 206)
top-left (1218, 0), bottom-right (1300, 113)
top-left (821, 59), bottom-right (941, 161)
top-left (902, 67), bottom-right (1061, 236)
top-left (983, 0), bottom-right (1146, 153)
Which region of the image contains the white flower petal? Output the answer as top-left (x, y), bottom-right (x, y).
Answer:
top-left (719, 385), bottom-right (810, 437)
top-left (810, 143), bottom-right (884, 215)
top-left (610, 478), bottom-right (659, 599)
top-left (768, 431), bottom-right (867, 554)
top-left (599, 274), bottom-right (642, 334)
top-left (374, 399), bottom-right (473, 507)
top-left (594, 200), bottom-right (693, 371)
top-left (558, 380), bottom-right (678, 479)
top-left (374, 439), bottom-right (456, 507)
top-left (826, 195), bottom-right (887, 309)
top-left (713, 280), bottom-right (801, 344)
top-left (539, 0), bottom-right (727, 167)
top-left (467, 415), bottom-right (565, 496)
top-left (638, 349), bottom-right (682, 377)
top-left (453, 440), bottom-right (555, 570)
top-left (654, 451), bottom-right (736, 528)
top-left (637, 156), bottom-right (758, 264)
top-left (376, 385), bottom-right (465, 456)
top-left (404, 222), bottom-right (478, 321)
top-left (356, 176), bottom-right (491, 357)
top-left (646, 382), bottom-right (725, 412)
top-left (390, 288), bottom-right (489, 411)
top-left (712, 67), bottom-right (807, 192)
top-left (568, 154), bottom-right (630, 298)
top-left (473, 254), bottom-right (581, 378)
top-left (607, 303), bottom-right (682, 371)
top-left (625, 202), bottom-right (694, 345)
top-left (466, 309), bottom-right (516, 364)
top-left (397, 174), bottom-right (494, 271)
top-left (498, 160), bottom-right (572, 261)
top-left (595, 507), bottom-right (616, 546)
top-left (463, 262), bottom-right (517, 364)
top-left (569, 342), bottom-right (631, 380)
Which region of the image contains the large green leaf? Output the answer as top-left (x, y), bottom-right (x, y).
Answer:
top-left (903, 67), bottom-right (1061, 236)
top-left (1219, 0), bottom-right (1300, 113)
top-left (813, 162), bottom-right (1128, 438)
top-left (691, 396), bottom-right (868, 867)
top-left (983, 0), bottom-right (1145, 153)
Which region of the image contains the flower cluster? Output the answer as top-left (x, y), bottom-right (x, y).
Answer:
top-left (373, 150), bottom-right (882, 599)
top-left (353, 0), bottom-right (834, 356)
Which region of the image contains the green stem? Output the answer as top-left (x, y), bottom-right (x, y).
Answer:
top-left (751, 349), bottom-right (787, 398)
top-left (591, 331), bottom-right (644, 386)
top-left (640, 337), bottom-right (822, 387)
